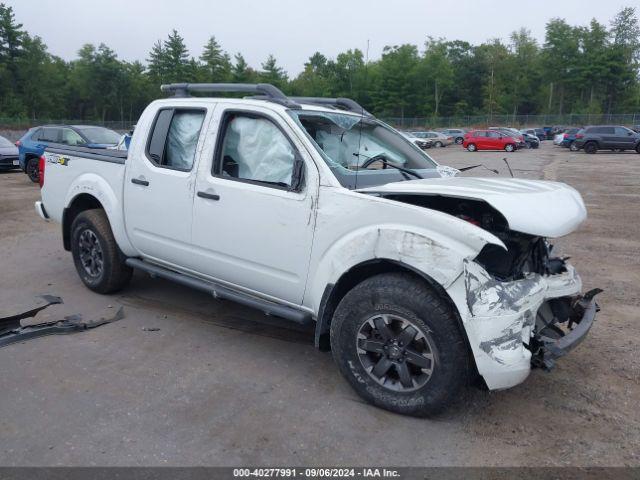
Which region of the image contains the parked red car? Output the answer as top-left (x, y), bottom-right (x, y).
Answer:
top-left (463, 130), bottom-right (519, 152)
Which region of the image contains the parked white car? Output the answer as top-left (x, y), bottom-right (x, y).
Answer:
top-left (401, 131), bottom-right (433, 149)
top-left (553, 132), bottom-right (566, 145)
top-left (35, 84), bottom-right (599, 416)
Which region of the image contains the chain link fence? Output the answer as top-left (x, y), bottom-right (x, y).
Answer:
top-left (2, 113), bottom-right (640, 137)
top-left (380, 113), bottom-right (640, 130)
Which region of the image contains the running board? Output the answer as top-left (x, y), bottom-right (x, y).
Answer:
top-left (125, 258), bottom-right (312, 325)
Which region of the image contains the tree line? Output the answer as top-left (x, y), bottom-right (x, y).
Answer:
top-left (1, 3), bottom-right (639, 125)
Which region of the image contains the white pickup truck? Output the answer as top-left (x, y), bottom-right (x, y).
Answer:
top-left (35, 83), bottom-right (600, 416)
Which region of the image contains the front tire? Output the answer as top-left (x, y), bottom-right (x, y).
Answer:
top-left (330, 273), bottom-right (469, 417)
top-left (467, 143), bottom-right (477, 152)
top-left (26, 157), bottom-right (39, 183)
top-left (505, 143), bottom-right (515, 152)
top-left (455, 137), bottom-right (464, 144)
top-left (71, 209), bottom-right (132, 294)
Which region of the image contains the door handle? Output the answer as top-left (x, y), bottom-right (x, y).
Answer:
top-left (131, 178), bottom-right (149, 186)
top-left (197, 191), bottom-right (220, 201)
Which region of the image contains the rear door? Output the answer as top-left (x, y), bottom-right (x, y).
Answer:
top-left (486, 131), bottom-right (502, 149)
top-left (597, 127), bottom-right (615, 148)
top-left (190, 104), bottom-right (318, 304)
top-left (124, 106), bottom-right (210, 267)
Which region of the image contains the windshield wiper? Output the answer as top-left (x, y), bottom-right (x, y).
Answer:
top-left (354, 153), bottom-right (423, 180)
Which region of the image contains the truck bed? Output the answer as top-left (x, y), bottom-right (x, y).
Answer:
top-left (45, 144), bottom-right (128, 164)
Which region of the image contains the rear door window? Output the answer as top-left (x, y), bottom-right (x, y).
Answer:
top-left (146, 108), bottom-right (206, 171)
top-left (37, 128), bottom-right (60, 142)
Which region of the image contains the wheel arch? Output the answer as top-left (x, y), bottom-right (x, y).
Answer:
top-left (62, 193), bottom-right (105, 251)
top-left (314, 259), bottom-right (478, 378)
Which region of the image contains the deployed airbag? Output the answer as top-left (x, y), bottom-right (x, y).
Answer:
top-left (224, 117), bottom-right (295, 184)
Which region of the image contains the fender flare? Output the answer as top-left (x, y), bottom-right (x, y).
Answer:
top-left (62, 173), bottom-right (136, 256)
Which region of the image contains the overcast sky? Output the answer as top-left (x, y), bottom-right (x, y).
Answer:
top-left (9, 0), bottom-right (640, 75)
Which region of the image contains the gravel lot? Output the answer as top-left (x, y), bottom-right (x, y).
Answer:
top-left (0, 142), bottom-right (638, 466)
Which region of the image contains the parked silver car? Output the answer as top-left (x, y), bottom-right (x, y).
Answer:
top-left (408, 131), bottom-right (453, 147)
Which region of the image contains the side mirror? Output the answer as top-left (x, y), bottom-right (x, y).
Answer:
top-left (289, 158), bottom-right (305, 192)
top-left (628, 131), bottom-right (633, 136)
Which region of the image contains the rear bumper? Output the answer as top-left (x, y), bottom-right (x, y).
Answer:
top-left (35, 201), bottom-right (49, 221)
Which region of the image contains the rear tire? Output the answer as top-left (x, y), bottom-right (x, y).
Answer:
top-left (26, 157), bottom-right (39, 183)
top-left (70, 209), bottom-right (132, 294)
top-left (467, 143), bottom-right (477, 152)
top-left (455, 137), bottom-right (463, 144)
top-left (569, 142), bottom-right (579, 152)
top-left (434, 141), bottom-right (443, 148)
top-left (584, 142), bottom-right (597, 154)
top-left (330, 273), bottom-right (469, 417)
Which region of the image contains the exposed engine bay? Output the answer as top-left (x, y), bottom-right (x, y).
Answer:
top-left (380, 193), bottom-right (568, 281)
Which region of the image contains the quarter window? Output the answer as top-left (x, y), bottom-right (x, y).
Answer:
top-left (146, 108), bottom-right (205, 171)
top-left (215, 113), bottom-right (297, 188)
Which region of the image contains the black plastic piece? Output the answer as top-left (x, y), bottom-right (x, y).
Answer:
top-left (197, 191), bottom-right (220, 201)
top-left (0, 297), bottom-right (124, 349)
top-left (131, 178), bottom-right (149, 186)
top-left (125, 258), bottom-right (312, 325)
top-left (532, 289), bottom-right (602, 370)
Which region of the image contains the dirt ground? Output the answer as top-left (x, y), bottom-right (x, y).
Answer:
top-left (0, 142), bottom-right (638, 467)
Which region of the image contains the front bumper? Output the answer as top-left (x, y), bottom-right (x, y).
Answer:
top-left (531, 289), bottom-right (601, 370)
top-left (0, 156), bottom-right (19, 168)
top-left (452, 260), bottom-right (600, 390)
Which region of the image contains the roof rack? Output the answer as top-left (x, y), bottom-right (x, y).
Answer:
top-left (160, 83), bottom-right (373, 117)
top-left (289, 97), bottom-right (373, 117)
top-left (160, 83), bottom-right (301, 108)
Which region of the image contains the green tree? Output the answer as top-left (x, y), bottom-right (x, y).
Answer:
top-left (163, 29), bottom-right (190, 83)
top-left (231, 53), bottom-right (255, 83)
top-left (259, 54), bottom-right (287, 88)
top-left (200, 36), bottom-right (231, 82)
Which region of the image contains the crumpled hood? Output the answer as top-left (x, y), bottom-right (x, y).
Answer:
top-left (358, 177), bottom-right (587, 238)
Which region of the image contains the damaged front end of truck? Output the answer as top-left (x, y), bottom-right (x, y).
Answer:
top-left (362, 177), bottom-right (602, 389)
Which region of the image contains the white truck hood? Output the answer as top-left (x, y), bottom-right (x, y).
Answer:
top-left (358, 177), bottom-right (587, 238)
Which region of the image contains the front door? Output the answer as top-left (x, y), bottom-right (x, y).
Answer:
top-left (191, 106), bottom-right (317, 304)
top-left (124, 107), bottom-right (210, 267)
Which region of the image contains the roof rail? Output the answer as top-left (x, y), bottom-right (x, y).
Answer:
top-left (160, 83), bottom-right (301, 108)
top-left (289, 97), bottom-right (373, 117)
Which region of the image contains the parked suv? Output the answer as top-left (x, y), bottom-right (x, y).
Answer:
top-left (573, 125), bottom-right (640, 154)
top-left (17, 125), bottom-right (121, 182)
top-left (438, 128), bottom-right (466, 144)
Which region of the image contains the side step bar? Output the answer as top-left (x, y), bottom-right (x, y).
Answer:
top-left (125, 258), bottom-right (312, 326)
